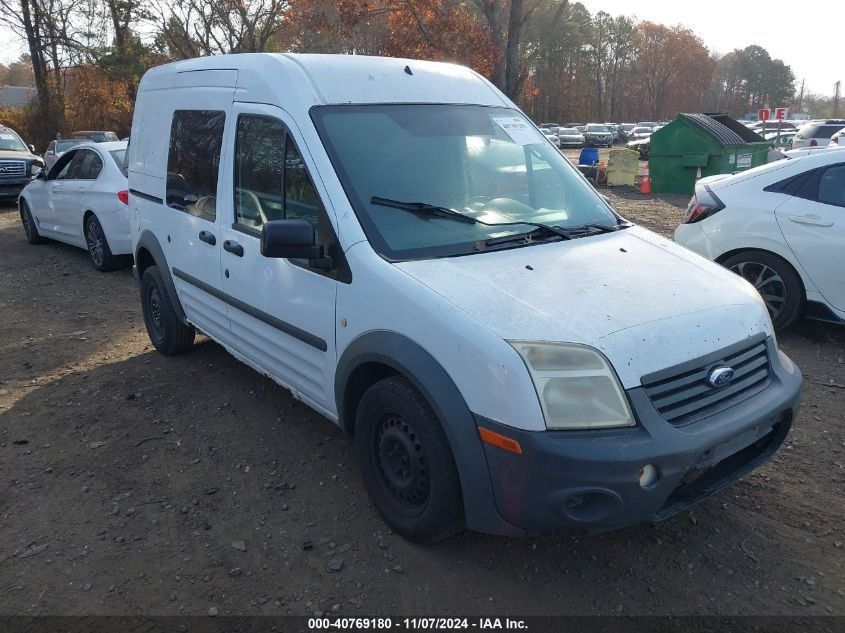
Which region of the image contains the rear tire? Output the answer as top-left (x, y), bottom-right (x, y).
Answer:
top-left (355, 376), bottom-right (465, 543)
top-left (140, 265), bottom-right (195, 355)
top-left (721, 250), bottom-right (803, 330)
top-left (85, 214), bottom-right (120, 272)
top-left (20, 200), bottom-right (46, 244)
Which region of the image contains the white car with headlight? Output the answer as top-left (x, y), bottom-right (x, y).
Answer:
top-left (128, 53), bottom-right (801, 543)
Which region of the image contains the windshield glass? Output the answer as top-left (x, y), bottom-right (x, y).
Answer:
top-left (56, 140), bottom-right (83, 152)
top-left (586, 125), bottom-right (608, 132)
top-left (0, 130), bottom-right (28, 152)
top-left (312, 104), bottom-right (619, 260)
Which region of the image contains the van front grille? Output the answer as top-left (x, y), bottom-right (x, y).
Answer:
top-left (0, 160), bottom-right (26, 177)
top-left (642, 339), bottom-right (771, 427)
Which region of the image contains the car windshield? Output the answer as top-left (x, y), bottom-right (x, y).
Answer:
top-left (312, 104), bottom-right (620, 260)
top-left (559, 128), bottom-right (578, 134)
top-left (56, 140), bottom-right (83, 152)
top-left (586, 125), bottom-right (608, 132)
top-left (0, 130), bottom-right (28, 152)
top-left (633, 127), bottom-right (652, 134)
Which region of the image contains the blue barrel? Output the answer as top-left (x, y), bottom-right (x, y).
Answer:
top-left (579, 147), bottom-right (599, 165)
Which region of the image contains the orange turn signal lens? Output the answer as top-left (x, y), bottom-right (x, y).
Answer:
top-left (478, 427), bottom-right (522, 455)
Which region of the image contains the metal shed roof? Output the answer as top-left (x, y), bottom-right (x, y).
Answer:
top-left (678, 113), bottom-right (764, 145)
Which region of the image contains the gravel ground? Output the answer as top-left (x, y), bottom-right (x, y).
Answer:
top-left (0, 194), bottom-right (843, 617)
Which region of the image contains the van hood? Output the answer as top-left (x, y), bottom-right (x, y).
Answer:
top-left (395, 226), bottom-right (771, 389)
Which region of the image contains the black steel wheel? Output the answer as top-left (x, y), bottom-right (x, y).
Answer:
top-left (356, 376), bottom-right (464, 542)
top-left (140, 265), bottom-right (195, 355)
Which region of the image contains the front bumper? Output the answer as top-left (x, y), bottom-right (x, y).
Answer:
top-left (0, 178), bottom-right (31, 198)
top-left (476, 340), bottom-right (801, 535)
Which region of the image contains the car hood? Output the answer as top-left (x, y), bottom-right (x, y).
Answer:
top-left (0, 150), bottom-right (38, 161)
top-left (395, 226), bottom-right (771, 389)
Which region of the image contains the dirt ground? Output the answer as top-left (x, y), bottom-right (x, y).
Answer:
top-left (1, 189), bottom-right (843, 617)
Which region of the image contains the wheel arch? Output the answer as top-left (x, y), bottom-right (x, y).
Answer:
top-left (134, 229), bottom-right (187, 324)
top-left (335, 330), bottom-right (522, 536)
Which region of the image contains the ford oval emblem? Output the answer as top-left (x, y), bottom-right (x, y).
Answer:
top-left (709, 367), bottom-right (735, 388)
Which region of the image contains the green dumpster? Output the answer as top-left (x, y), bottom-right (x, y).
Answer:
top-left (649, 113), bottom-right (770, 195)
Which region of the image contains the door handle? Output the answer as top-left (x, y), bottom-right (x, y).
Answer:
top-left (788, 214), bottom-right (833, 227)
top-left (223, 239), bottom-right (244, 257)
top-left (198, 230), bottom-right (216, 246)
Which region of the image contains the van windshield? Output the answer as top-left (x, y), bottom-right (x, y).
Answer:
top-left (311, 104), bottom-right (620, 260)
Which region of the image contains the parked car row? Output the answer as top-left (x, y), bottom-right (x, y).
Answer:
top-left (740, 119), bottom-right (845, 151)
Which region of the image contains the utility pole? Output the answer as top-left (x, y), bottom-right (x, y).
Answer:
top-left (835, 81), bottom-right (841, 117)
top-left (797, 79), bottom-right (804, 113)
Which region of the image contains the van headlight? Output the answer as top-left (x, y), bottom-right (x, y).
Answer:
top-left (509, 342), bottom-right (635, 430)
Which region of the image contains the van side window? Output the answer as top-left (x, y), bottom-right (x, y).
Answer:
top-left (234, 116), bottom-right (286, 227)
top-left (166, 110), bottom-right (226, 222)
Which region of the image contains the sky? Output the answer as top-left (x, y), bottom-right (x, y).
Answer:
top-left (0, 0), bottom-right (842, 96)
top-left (580, 0), bottom-right (842, 97)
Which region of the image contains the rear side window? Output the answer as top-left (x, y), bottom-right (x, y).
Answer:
top-left (167, 110), bottom-right (226, 221)
top-left (80, 151), bottom-right (104, 179)
top-left (818, 165), bottom-right (845, 206)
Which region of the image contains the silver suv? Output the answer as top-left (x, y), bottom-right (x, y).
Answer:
top-left (0, 125), bottom-right (43, 199)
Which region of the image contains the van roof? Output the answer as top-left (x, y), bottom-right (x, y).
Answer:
top-left (137, 53), bottom-right (510, 108)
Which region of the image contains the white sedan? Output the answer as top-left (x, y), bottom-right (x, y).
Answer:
top-left (675, 147), bottom-right (845, 329)
top-left (19, 141), bottom-right (130, 272)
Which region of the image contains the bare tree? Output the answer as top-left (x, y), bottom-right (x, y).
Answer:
top-left (469, 0), bottom-right (543, 100)
top-left (148, 0), bottom-right (291, 58)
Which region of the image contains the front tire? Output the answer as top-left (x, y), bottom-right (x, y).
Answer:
top-left (355, 376), bottom-right (465, 543)
top-left (721, 250), bottom-right (803, 330)
top-left (140, 265), bottom-right (195, 355)
top-left (85, 214), bottom-right (120, 272)
top-left (20, 200), bottom-right (46, 244)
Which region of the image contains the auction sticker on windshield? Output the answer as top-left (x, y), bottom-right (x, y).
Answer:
top-left (493, 117), bottom-right (545, 145)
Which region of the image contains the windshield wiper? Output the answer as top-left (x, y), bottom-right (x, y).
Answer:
top-left (371, 196), bottom-right (573, 240)
top-left (565, 223), bottom-right (622, 234)
top-left (371, 197), bottom-right (476, 224)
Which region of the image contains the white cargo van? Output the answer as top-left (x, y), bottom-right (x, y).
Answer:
top-left (128, 54), bottom-right (801, 542)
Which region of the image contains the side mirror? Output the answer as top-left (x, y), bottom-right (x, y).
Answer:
top-left (36, 169), bottom-right (47, 180)
top-left (29, 144), bottom-right (36, 153)
top-left (261, 219), bottom-right (323, 260)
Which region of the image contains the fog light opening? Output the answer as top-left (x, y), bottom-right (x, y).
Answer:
top-left (639, 464), bottom-right (660, 489)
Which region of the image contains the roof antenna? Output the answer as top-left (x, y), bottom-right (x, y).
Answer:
top-left (404, 65), bottom-right (413, 75)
